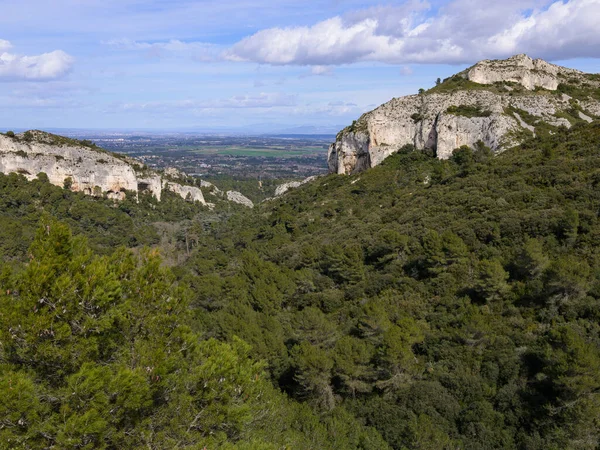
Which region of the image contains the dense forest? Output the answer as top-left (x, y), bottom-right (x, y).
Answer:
top-left (2, 122), bottom-right (600, 449)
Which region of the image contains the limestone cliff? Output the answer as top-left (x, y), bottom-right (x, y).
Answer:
top-left (275, 176), bottom-right (317, 197)
top-left (329, 54), bottom-right (600, 174)
top-left (0, 130), bottom-right (205, 204)
top-left (226, 191), bottom-right (254, 208)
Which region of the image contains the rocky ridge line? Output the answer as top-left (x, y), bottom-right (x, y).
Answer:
top-left (328, 54), bottom-right (600, 174)
top-left (0, 130), bottom-right (206, 204)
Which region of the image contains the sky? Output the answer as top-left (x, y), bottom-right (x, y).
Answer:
top-left (1, 0), bottom-right (599, 132)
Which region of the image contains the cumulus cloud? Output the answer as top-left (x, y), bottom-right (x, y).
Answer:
top-left (0, 40), bottom-right (74, 80)
top-left (0, 40), bottom-right (11, 52)
top-left (105, 39), bottom-right (221, 61)
top-left (224, 0), bottom-right (600, 66)
top-left (118, 92), bottom-right (297, 112)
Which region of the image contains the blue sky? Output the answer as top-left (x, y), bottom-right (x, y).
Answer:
top-left (1, 0), bottom-right (599, 132)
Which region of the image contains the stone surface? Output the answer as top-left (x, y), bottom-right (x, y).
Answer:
top-left (513, 113), bottom-right (535, 133)
top-left (200, 180), bottom-right (222, 196)
top-left (581, 101), bottom-right (600, 117)
top-left (0, 131), bottom-right (205, 204)
top-left (275, 176), bottom-right (317, 196)
top-left (579, 111), bottom-right (594, 123)
top-left (226, 190), bottom-right (254, 208)
top-left (163, 182), bottom-right (205, 203)
top-left (164, 167), bottom-right (185, 179)
top-left (467, 54), bottom-right (582, 91)
top-left (328, 55), bottom-right (600, 175)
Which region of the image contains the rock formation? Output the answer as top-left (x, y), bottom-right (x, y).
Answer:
top-left (467, 54), bottom-right (582, 91)
top-left (329, 54), bottom-right (600, 174)
top-left (275, 176), bottom-right (317, 196)
top-left (0, 130), bottom-right (205, 204)
top-left (226, 190), bottom-right (254, 208)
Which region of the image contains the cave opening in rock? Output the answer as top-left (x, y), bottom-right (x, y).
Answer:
top-left (137, 182), bottom-right (151, 193)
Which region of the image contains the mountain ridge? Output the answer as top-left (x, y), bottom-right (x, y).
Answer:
top-left (0, 129), bottom-right (207, 204)
top-left (328, 54), bottom-right (600, 175)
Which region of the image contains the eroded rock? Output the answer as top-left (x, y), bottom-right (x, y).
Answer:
top-left (0, 131), bottom-right (205, 204)
top-left (329, 55), bottom-right (600, 174)
top-left (226, 190), bottom-right (253, 208)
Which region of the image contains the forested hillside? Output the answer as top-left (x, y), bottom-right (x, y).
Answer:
top-left (2, 122), bottom-right (600, 449)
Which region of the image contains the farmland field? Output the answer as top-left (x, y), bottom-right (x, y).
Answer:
top-left (68, 132), bottom-right (333, 179)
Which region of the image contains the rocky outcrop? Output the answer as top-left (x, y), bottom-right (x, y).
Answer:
top-left (0, 131), bottom-right (205, 204)
top-left (329, 55), bottom-right (600, 174)
top-left (200, 180), bottom-right (222, 196)
top-left (163, 182), bottom-right (205, 203)
top-left (275, 176), bottom-right (317, 196)
top-left (467, 54), bottom-right (582, 91)
top-left (226, 190), bottom-right (254, 208)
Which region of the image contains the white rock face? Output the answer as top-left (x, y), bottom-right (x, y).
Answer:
top-left (467, 54), bottom-right (581, 91)
top-left (163, 167), bottom-right (185, 179)
top-left (163, 182), bottom-right (205, 203)
top-left (329, 55), bottom-right (600, 175)
top-left (226, 190), bottom-right (254, 208)
top-left (275, 176), bottom-right (317, 196)
top-left (581, 100), bottom-right (600, 117)
top-left (0, 131), bottom-right (205, 204)
top-left (200, 180), bottom-right (222, 196)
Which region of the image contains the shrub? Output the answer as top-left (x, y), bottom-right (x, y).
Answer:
top-left (411, 113), bottom-right (423, 123)
top-left (446, 104), bottom-right (492, 118)
top-left (63, 177), bottom-right (73, 190)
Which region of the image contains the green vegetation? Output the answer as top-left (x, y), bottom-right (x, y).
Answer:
top-left (410, 113), bottom-right (423, 123)
top-left (557, 81), bottom-right (600, 101)
top-left (190, 146), bottom-right (322, 158)
top-left (202, 175), bottom-right (280, 203)
top-left (338, 117), bottom-right (369, 139)
top-left (0, 172), bottom-right (212, 262)
top-left (0, 219), bottom-right (384, 449)
top-left (426, 75), bottom-right (520, 95)
top-left (182, 121), bottom-right (600, 449)
top-left (446, 104), bottom-right (492, 118)
top-left (2, 122), bottom-right (600, 448)
top-left (23, 130), bottom-right (100, 149)
top-left (503, 105), bottom-right (537, 126)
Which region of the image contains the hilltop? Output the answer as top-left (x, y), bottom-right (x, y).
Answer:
top-left (1, 56), bottom-right (600, 449)
top-left (329, 54), bottom-right (600, 174)
top-left (0, 130), bottom-right (207, 203)
top-left (1, 105), bottom-right (600, 449)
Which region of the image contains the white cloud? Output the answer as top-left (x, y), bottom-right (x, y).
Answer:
top-left (105, 39), bottom-right (221, 61)
top-left (118, 92), bottom-right (297, 112)
top-left (0, 40), bottom-right (12, 52)
top-left (310, 65), bottom-right (334, 76)
top-left (224, 0), bottom-right (600, 66)
top-left (487, 0), bottom-right (600, 60)
top-left (399, 65), bottom-right (413, 76)
top-left (0, 40), bottom-right (74, 80)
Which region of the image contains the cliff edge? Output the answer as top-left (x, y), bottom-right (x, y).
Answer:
top-left (329, 54), bottom-right (600, 174)
top-left (0, 130), bottom-right (205, 204)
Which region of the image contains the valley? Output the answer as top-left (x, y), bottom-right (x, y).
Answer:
top-left (2, 54), bottom-right (600, 449)
top-left (66, 132), bottom-right (331, 179)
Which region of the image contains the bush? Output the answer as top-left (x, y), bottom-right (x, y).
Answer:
top-left (411, 113), bottom-right (423, 123)
top-left (446, 105), bottom-right (492, 118)
top-left (63, 177), bottom-right (73, 190)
